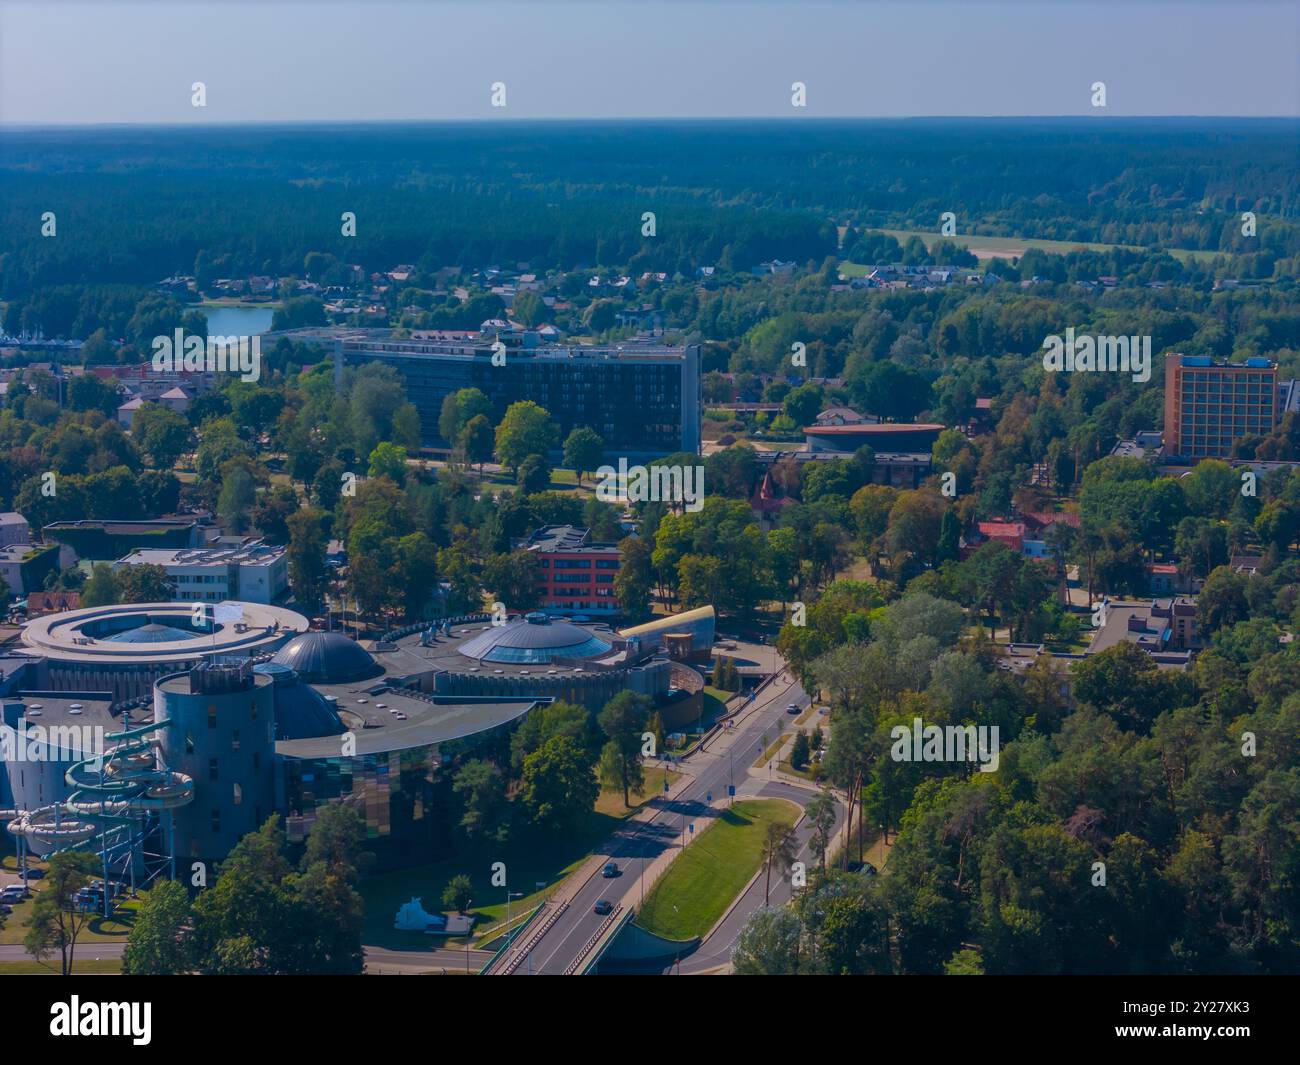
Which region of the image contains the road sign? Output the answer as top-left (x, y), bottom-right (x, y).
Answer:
top-left (727, 785), bottom-right (736, 797)
top-left (689, 823), bottom-right (695, 834)
top-left (706, 792), bottom-right (712, 803)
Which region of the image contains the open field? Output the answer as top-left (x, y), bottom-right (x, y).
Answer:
top-left (635, 798), bottom-right (800, 941)
top-left (839, 228), bottom-right (1218, 269)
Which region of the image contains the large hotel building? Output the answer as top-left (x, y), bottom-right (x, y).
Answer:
top-left (333, 332), bottom-right (701, 456)
top-left (1163, 353), bottom-right (1281, 461)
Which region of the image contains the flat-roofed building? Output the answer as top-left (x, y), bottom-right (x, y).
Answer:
top-left (519, 525), bottom-right (622, 616)
top-left (114, 542), bottom-right (288, 604)
top-left (1163, 353), bottom-right (1279, 461)
top-left (804, 421), bottom-right (945, 455)
top-left (43, 518), bottom-right (204, 561)
top-left (335, 334), bottom-right (701, 456)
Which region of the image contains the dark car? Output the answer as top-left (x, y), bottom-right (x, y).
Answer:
top-left (601, 862), bottom-right (619, 878)
top-left (593, 899), bottom-right (613, 916)
top-left (785, 703), bottom-right (800, 715)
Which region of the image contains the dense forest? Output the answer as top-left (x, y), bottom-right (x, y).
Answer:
top-left (2, 119), bottom-right (1297, 296)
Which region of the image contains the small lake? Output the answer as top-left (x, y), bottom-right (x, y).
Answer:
top-left (204, 305), bottom-right (275, 337)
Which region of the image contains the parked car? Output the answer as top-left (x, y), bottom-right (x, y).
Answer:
top-left (601, 862), bottom-right (619, 878)
top-left (593, 899), bottom-right (613, 915)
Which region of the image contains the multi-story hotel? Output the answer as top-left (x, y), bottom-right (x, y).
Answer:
top-left (1163, 353), bottom-right (1280, 461)
top-left (333, 332), bottom-right (701, 457)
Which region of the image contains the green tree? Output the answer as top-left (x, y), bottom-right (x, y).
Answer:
top-left (115, 563), bottom-right (175, 603)
top-left (482, 549), bottom-right (539, 612)
top-left (614, 535), bottom-right (654, 623)
top-left (122, 880), bottom-right (193, 975)
top-left (441, 874), bottom-right (474, 915)
top-left (286, 507), bottom-right (330, 613)
top-left (439, 387), bottom-right (492, 447)
top-left (367, 441), bottom-right (408, 483)
top-left (562, 426), bottom-right (604, 484)
top-left (761, 819), bottom-right (799, 906)
top-left (23, 850), bottom-right (100, 975)
top-left (805, 790), bottom-right (838, 873)
top-left (452, 759), bottom-right (508, 842)
top-left (460, 414), bottom-right (495, 475)
top-left (598, 690), bottom-right (652, 806)
top-left (495, 400), bottom-right (557, 474)
top-left (733, 907), bottom-right (803, 975)
top-left (80, 562), bottom-right (119, 607)
top-left (516, 453), bottom-right (552, 495)
top-left (217, 464), bottom-right (257, 534)
top-left (520, 736), bottom-right (598, 833)
top-left (132, 403), bottom-right (192, 469)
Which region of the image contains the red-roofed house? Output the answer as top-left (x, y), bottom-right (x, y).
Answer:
top-left (976, 521), bottom-right (1027, 553)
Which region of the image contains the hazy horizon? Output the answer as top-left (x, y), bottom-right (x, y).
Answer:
top-left (2, 0), bottom-right (1296, 125)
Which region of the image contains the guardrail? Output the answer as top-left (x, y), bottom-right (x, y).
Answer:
top-left (495, 899), bottom-right (570, 975)
top-left (477, 902), bottom-right (545, 975)
top-left (568, 905), bottom-right (634, 975)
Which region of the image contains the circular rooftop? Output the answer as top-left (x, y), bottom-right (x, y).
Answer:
top-left (458, 613), bottom-right (613, 665)
top-left (21, 601), bottom-right (309, 665)
top-left (271, 631), bottom-right (380, 685)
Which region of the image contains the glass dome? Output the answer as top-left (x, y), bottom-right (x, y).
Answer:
top-left (457, 614), bottom-right (612, 664)
top-left (106, 622), bottom-right (200, 644)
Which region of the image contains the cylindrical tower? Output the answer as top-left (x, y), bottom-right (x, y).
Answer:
top-left (154, 660), bottom-right (275, 864)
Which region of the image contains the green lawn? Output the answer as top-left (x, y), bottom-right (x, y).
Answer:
top-left (0, 857), bottom-right (141, 945)
top-left (635, 798), bottom-right (800, 941)
top-left (703, 686), bottom-right (734, 712)
top-left (595, 769), bottom-right (680, 818)
top-left (0, 958), bottom-right (123, 976)
top-left (357, 811), bottom-right (634, 949)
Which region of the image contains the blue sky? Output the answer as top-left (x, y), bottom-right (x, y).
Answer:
top-left (1, 0), bottom-right (1296, 124)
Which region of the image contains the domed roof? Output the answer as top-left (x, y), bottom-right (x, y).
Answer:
top-left (254, 663), bottom-right (347, 740)
top-left (458, 613), bottom-right (612, 664)
top-left (270, 631), bottom-right (380, 684)
top-left (106, 622), bottom-right (198, 644)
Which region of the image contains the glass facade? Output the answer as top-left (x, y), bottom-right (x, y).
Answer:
top-left (339, 340), bottom-right (698, 453)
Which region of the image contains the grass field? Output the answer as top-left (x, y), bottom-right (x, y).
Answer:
top-left (0, 857), bottom-right (141, 945)
top-left (839, 228), bottom-right (1217, 269)
top-left (595, 768), bottom-right (680, 817)
top-left (0, 958), bottom-right (123, 976)
top-left (357, 793), bottom-right (668, 950)
top-left (635, 798), bottom-right (800, 941)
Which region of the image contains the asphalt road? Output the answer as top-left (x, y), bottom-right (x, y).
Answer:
top-left (508, 674), bottom-right (828, 975)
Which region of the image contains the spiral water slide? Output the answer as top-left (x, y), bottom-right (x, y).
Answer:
top-left (5, 718), bottom-right (194, 873)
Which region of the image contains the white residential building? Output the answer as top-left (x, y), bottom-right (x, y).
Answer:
top-left (114, 541), bottom-right (288, 604)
